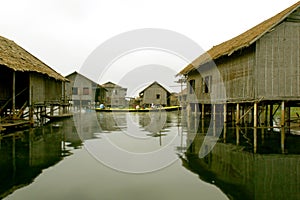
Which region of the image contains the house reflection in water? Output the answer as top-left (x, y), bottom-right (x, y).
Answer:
top-left (180, 127), bottom-right (300, 200)
top-left (0, 118), bottom-right (81, 199)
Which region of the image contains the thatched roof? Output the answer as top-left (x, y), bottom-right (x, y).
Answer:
top-left (179, 1), bottom-right (300, 75)
top-left (0, 35), bottom-right (67, 81)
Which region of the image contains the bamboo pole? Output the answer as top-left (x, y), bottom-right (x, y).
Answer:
top-left (254, 102), bottom-right (258, 128)
top-left (236, 103), bottom-right (240, 125)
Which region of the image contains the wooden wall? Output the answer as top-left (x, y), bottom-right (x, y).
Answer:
top-left (30, 73), bottom-right (62, 103)
top-left (186, 47), bottom-right (255, 104)
top-left (255, 20), bottom-right (300, 100)
top-left (66, 73), bottom-right (95, 103)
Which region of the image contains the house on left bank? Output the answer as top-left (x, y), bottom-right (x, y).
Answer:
top-left (65, 71), bottom-right (107, 109)
top-left (0, 35), bottom-right (69, 122)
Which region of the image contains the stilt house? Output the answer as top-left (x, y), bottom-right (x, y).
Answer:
top-left (179, 2), bottom-right (300, 128)
top-left (0, 35), bottom-right (68, 122)
top-left (65, 71), bottom-right (106, 109)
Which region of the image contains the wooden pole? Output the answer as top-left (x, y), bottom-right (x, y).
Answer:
top-left (265, 103), bottom-right (268, 126)
top-left (223, 122), bottom-right (227, 143)
top-left (254, 102), bottom-right (258, 128)
top-left (12, 71), bottom-right (16, 119)
top-left (241, 105), bottom-right (245, 125)
top-left (236, 103), bottom-right (240, 125)
top-left (223, 104), bottom-right (227, 124)
top-left (194, 103), bottom-right (197, 118)
top-left (281, 101), bottom-right (285, 153)
top-left (201, 103), bottom-right (205, 119)
top-left (29, 86), bottom-right (34, 125)
top-left (254, 127), bottom-right (257, 153)
top-left (236, 125), bottom-right (240, 145)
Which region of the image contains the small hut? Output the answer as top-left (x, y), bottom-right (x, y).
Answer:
top-left (0, 35), bottom-right (68, 126)
top-left (139, 81), bottom-right (171, 107)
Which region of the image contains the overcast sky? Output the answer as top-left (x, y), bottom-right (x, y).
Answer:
top-left (0, 0), bottom-right (298, 95)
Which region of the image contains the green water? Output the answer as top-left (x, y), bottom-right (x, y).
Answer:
top-left (1, 111), bottom-right (300, 199)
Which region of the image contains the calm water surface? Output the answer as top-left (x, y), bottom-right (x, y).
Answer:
top-left (1, 111), bottom-right (300, 199)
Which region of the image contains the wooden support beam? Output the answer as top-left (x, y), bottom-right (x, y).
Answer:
top-left (281, 101), bottom-right (285, 154)
top-left (201, 104), bottom-right (205, 119)
top-left (238, 105), bottom-right (254, 123)
top-left (223, 104), bottom-right (227, 123)
top-left (254, 102), bottom-right (258, 128)
top-left (265, 104), bottom-right (268, 126)
top-left (236, 126), bottom-right (240, 145)
top-left (223, 122), bottom-right (227, 143)
top-left (236, 103), bottom-right (240, 125)
top-left (254, 127), bottom-right (257, 153)
top-left (213, 104), bottom-right (216, 122)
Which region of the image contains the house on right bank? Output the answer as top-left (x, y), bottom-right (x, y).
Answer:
top-left (178, 2), bottom-right (300, 129)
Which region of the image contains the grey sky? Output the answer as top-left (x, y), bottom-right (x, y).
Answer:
top-left (0, 0), bottom-right (298, 95)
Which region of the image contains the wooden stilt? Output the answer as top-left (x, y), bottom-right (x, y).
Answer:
top-left (213, 104), bottom-right (216, 122)
top-left (241, 105), bottom-right (245, 125)
top-left (29, 86), bottom-right (34, 125)
top-left (223, 122), bottom-right (227, 143)
top-left (236, 103), bottom-right (240, 125)
top-left (236, 126), bottom-right (240, 145)
top-left (12, 71), bottom-right (16, 119)
top-left (254, 102), bottom-right (258, 128)
top-left (223, 104), bottom-right (227, 123)
top-left (265, 103), bottom-right (268, 126)
top-left (253, 102), bottom-right (258, 153)
top-left (194, 103), bottom-right (197, 118)
top-left (281, 101), bottom-right (285, 154)
top-left (201, 119), bottom-right (205, 135)
top-left (201, 104), bottom-right (205, 119)
top-left (254, 127), bottom-right (257, 153)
